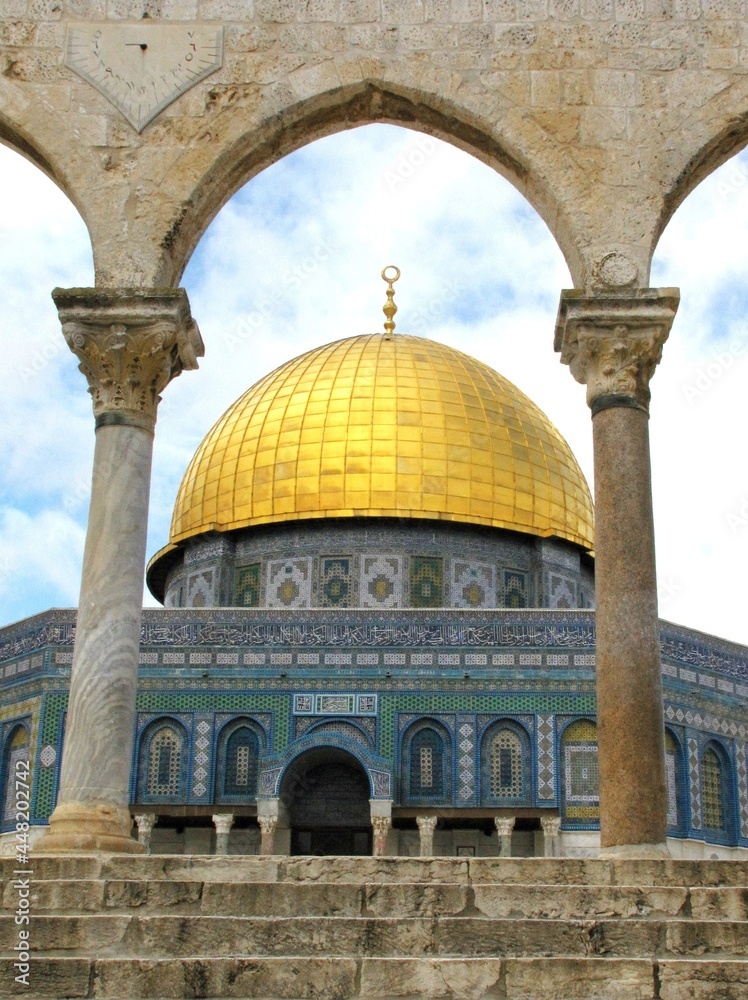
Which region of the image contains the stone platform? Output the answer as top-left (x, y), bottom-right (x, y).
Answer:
top-left (1, 856), bottom-right (747, 999)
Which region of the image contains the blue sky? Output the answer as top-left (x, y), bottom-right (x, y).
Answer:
top-left (1, 124), bottom-right (748, 644)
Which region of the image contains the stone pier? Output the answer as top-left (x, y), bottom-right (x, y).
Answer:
top-left (556, 289), bottom-right (679, 856)
top-left (36, 289), bottom-right (203, 854)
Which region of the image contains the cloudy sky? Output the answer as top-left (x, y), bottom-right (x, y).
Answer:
top-left (1, 124), bottom-right (747, 645)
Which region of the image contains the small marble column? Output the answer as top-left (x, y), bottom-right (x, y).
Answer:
top-left (556, 288), bottom-right (679, 857)
top-left (37, 289), bottom-right (203, 854)
top-left (416, 815), bottom-right (437, 857)
top-left (258, 815), bottom-right (278, 855)
top-left (370, 799), bottom-right (393, 857)
top-left (541, 815), bottom-right (562, 858)
top-left (213, 814), bottom-right (234, 855)
top-left (494, 816), bottom-right (515, 857)
top-left (134, 813), bottom-right (156, 854)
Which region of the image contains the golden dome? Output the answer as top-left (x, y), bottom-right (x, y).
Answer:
top-left (166, 333), bottom-right (594, 551)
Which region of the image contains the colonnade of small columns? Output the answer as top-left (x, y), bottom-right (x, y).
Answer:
top-left (132, 812), bottom-right (565, 858)
top-left (38, 285), bottom-right (680, 860)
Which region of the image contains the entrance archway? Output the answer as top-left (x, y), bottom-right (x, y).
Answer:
top-left (280, 746), bottom-right (372, 856)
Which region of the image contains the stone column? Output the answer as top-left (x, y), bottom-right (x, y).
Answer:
top-left (213, 814), bottom-right (234, 855)
top-left (370, 799), bottom-right (393, 857)
top-left (134, 813), bottom-right (157, 853)
top-left (494, 816), bottom-right (515, 857)
top-left (258, 815), bottom-right (278, 855)
top-left (416, 815), bottom-right (437, 857)
top-left (555, 289), bottom-right (679, 857)
top-left (541, 815), bottom-right (562, 858)
top-left (37, 289), bottom-right (203, 854)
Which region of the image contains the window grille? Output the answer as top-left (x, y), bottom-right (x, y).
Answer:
top-left (2, 727), bottom-right (29, 824)
top-left (701, 748), bottom-right (725, 831)
top-left (489, 729), bottom-right (523, 798)
top-left (410, 728), bottom-right (445, 799)
top-left (664, 731), bottom-right (679, 828)
top-left (224, 727), bottom-right (259, 797)
top-left (146, 727), bottom-right (181, 796)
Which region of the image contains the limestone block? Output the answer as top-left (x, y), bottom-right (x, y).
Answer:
top-left (0, 914), bottom-right (132, 952)
top-left (359, 957), bottom-right (504, 998)
top-left (200, 880), bottom-right (365, 916)
top-left (505, 958), bottom-right (654, 999)
top-left (472, 884), bottom-right (688, 920)
top-left (658, 960), bottom-right (748, 999)
top-left (0, 957), bottom-right (91, 998)
top-left (94, 956), bottom-right (359, 999)
top-left (689, 886), bottom-right (748, 920)
top-left (363, 882), bottom-right (468, 918)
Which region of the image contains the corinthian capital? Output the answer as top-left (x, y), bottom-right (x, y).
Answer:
top-left (53, 287), bottom-right (204, 431)
top-left (554, 290), bottom-right (679, 413)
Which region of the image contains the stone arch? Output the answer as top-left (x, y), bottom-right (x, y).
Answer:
top-left (653, 100), bottom-right (748, 266)
top-left (136, 717), bottom-right (189, 803)
top-left (153, 82), bottom-right (584, 288)
top-left (480, 719), bottom-right (532, 807)
top-left (279, 744), bottom-right (373, 855)
top-left (0, 103), bottom-right (94, 251)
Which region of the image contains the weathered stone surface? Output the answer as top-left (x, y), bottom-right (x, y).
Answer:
top-left (658, 959), bottom-right (748, 999)
top-left (363, 882), bottom-right (468, 918)
top-left (201, 880), bottom-right (365, 916)
top-left (359, 957), bottom-right (504, 998)
top-left (505, 957), bottom-right (654, 998)
top-left (472, 884), bottom-right (688, 919)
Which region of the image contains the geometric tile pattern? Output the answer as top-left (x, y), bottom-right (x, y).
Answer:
top-left (548, 573), bottom-right (575, 609)
top-left (266, 558), bottom-right (312, 608)
top-left (191, 716), bottom-right (212, 799)
top-left (457, 715), bottom-right (475, 802)
top-left (360, 555), bottom-right (403, 608)
top-left (451, 562), bottom-right (493, 609)
top-left (187, 569), bottom-right (215, 608)
top-left (410, 557), bottom-right (443, 609)
top-left (735, 743), bottom-right (748, 839)
top-left (320, 557), bottom-right (352, 608)
top-left (39, 744), bottom-right (56, 768)
top-left (234, 563), bottom-right (261, 606)
top-left (501, 570), bottom-right (528, 608)
top-left (688, 736), bottom-right (701, 831)
top-left (537, 713), bottom-right (555, 800)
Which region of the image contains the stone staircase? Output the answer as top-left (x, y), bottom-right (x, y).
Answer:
top-left (1, 855), bottom-right (747, 999)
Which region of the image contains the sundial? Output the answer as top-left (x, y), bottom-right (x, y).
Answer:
top-left (65, 23), bottom-right (224, 133)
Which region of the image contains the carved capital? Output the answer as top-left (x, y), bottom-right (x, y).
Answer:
top-left (416, 815), bottom-right (438, 835)
top-left (258, 815), bottom-right (278, 836)
top-left (134, 813), bottom-right (157, 835)
top-left (554, 289), bottom-right (679, 413)
top-left (494, 816), bottom-right (516, 837)
top-left (53, 287), bottom-right (204, 431)
top-left (212, 813), bottom-right (234, 836)
top-left (540, 815), bottom-right (562, 838)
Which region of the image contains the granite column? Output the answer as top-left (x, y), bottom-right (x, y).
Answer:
top-left (37, 288), bottom-right (203, 854)
top-left (556, 289), bottom-right (679, 856)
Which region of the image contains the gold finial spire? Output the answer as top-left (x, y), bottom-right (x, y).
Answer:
top-left (381, 265), bottom-right (400, 339)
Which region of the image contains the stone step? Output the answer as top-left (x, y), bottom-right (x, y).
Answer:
top-left (4, 854), bottom-right (748, 887)
top-left (3, 955), bottom-right (748, 999)
top-left (2, 914), bottom-right (747, 960)
top-left (8, 877), bottom-right (748, 920)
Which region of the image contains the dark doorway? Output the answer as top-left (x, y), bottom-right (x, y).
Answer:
top-left (281, 748), bottom-right (372, 856)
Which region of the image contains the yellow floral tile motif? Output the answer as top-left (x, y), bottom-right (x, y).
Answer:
top-left (169, 334), bottom-right (594, 549)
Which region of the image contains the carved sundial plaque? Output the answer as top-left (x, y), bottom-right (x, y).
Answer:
top-left (65, 23), bottom-right (224, 132)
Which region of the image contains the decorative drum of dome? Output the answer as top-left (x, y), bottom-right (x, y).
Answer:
top-left (167, 333), bottom-right (594, 551)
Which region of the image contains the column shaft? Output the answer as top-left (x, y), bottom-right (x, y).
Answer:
top-left (593, 406), bottom-right (667, 848)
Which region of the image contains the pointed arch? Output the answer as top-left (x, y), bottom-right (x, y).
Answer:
top-left (154, 83), bottom-right (583, 287)
top-left (1, 722), bottom-right (30, 828)
top-left (480, 719), bottom-right (531, 807)
top-left (401, 718), bottom-right (452, 806)
top-left (136, 718), bottom-right (189, 803)
top-left (215, 717), bottom-right (265, 803)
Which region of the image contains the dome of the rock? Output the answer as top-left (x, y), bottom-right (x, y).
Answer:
top-left (165, 333), bottom-right (594, 549)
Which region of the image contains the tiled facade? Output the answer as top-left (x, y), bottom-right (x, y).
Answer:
top-left (159, 520), bottom-right (596, 612)
top-left (1, 607), bottom-right (747, 852)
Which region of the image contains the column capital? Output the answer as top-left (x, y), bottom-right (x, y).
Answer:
top-left (134, 813), bottom-right (157, 834)
top-left (53, 287), bottom-right (204, 432)
top-left (212, 813), bottom-right (234, 835)
top-left (494, 816), bottom-right (516, 837)
top-left (554, 289), bottom-right (679, 414)
top-left (416, 814), bottom-right (438, 834)
top-left (258, 814), bottom-right (278, 835)
top-left (540, 815), bottom-right (562, 837)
